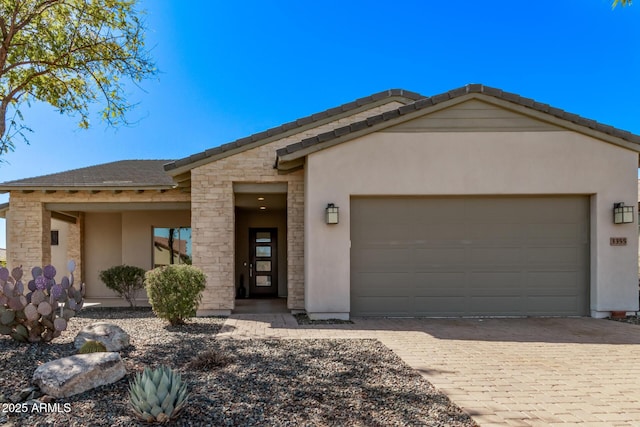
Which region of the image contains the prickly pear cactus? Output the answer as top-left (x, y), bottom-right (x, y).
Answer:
top-left (0, 260), bottom-right (85, 343)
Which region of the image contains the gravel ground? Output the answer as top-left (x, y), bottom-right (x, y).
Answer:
top-left (1, 308), bottom-right (476, 427)
top-left (293, 313), bottom-right (353, 325)
top-left (610, 314), bottom-right (640, 325)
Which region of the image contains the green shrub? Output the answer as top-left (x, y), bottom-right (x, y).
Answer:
top-left (145, 265), bottom-right (206, 325)
top-left (78, 340), bottom-right (107, 354)
top-left (99, 265), bottom-right (146, 307)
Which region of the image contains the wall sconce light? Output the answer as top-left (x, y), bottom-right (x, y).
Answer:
top-left (613, 202), bottom-right (634, 224)
top-left (325, 203), bottom-right (339, 224)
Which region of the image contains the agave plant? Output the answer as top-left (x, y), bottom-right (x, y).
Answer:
top-left (129, 366), bottom-right (188, 423)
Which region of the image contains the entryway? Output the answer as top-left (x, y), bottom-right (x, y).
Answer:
top-left (234, 183), bottom-right (288, 306)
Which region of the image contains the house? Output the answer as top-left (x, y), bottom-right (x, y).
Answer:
top-left (1, 84), bottom-right (639, 318)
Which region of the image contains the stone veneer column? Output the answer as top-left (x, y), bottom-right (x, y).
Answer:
top-left (7, 197), bottom-right (51, 270)
top-left (287, 177), bottom-right (305, 310)
top-left (66, 212), bottom-right (84, 283)
top-left (191, 174), bottom-right (235, 316)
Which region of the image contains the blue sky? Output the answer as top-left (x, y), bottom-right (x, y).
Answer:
top-left (1, 0), bottom-right (640, 247)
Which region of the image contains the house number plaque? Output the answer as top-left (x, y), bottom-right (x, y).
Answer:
top-left (610, 237), bottom-right (627, 246)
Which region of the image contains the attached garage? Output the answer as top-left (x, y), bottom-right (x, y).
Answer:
top-left (276, 84), bottom-right (639, 320)
top-left (350, 196), bottom-right (590, 317)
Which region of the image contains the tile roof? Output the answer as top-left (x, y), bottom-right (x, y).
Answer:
top-left (163, 89), bottom-right (425, 173)
top-left (3, 84), bottom-right (639, 190)
top-left (0, 160), bottom-right (175, 190)
top-left (276, 84), bottom-right (640, 161)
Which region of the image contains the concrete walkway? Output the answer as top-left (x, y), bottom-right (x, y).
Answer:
top-left (217, 314), bottom-right (640, 426)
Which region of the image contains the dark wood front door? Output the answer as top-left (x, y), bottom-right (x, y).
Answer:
top-left (249, 228), bottom-right (278, 297)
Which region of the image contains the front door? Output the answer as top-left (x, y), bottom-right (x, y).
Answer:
top-left (249, 228), bottom-right (278, 297)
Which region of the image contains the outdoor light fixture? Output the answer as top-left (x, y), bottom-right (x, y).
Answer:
top-left (325, 203), bottom-right (339, 224)
top-left (613, 202), bottom-right (634, 224)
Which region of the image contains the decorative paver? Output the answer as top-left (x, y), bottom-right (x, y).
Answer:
top-left (217, 315), bottom-right (640, 426)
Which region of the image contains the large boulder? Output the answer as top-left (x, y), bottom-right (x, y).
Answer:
top-left (32, 352), bottom-right (126, 398)
top-left (74, 322), bottom-right (130, 351)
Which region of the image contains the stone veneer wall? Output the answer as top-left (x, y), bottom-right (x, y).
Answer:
top-left (6, 190), bottom-right (190, 282)
top-left (191, 101), bottom-right (406, 314)
top-left (66, 213), bottom-right (84, 281)
top-left (7, 197), bottom-right (52, 270)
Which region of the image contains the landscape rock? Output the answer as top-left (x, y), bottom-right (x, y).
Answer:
top-left (9, 386), bottom-right (40, 403)
top-left (32, 352), bottom-right (126, 398)
top-left (74, 322), bottom-right (130, 351)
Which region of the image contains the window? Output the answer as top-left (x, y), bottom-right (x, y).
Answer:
top-left (153, 227), bottom-right (192, 268)
top-left (51, 230), bottom-right (59, 246)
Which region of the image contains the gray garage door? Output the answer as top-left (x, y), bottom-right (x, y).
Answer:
top-left (350, 196), bottom-right (590, 317)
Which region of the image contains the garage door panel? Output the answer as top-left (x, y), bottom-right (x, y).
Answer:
top-left (353, 225), bottom-right (413, 241)
top-left (352, 273), bottom-right (413, 296)
top-left (352, 248), bottom-right (413, 269)
top-left (467, 223), bottom-right (524, 240)
top-left (527, 271), bottom-right (581, 284)
top-left (526, 223), bottom-right (584, 240)
top-left (414, 248), bottom-right (466, 266)
top-left (408, 224), bottom-right (469, 240)
top-left (526, 247), bottom-right (581, 265)
top-left (469, 272), bottom-right (523, 294)
top-left (351, 196), bottom-right (589, 317)
top-left (470, 247), bottom-right (522, 265)
top-left (413, 272), bottom-right (467, 296)
top-left (413, 297), bottom-right (469, 316)
top-left (526, 296), bottom-right (582, 314)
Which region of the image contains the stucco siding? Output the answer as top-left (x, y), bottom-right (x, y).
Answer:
top-left (383, 99), bottom-right (559, 133)
top-left (305, 130), bottom-right (639, 317)
top-left (84, 209), bottom-right (190, 302)
top-left (84, 212), bottom-right (122, 298)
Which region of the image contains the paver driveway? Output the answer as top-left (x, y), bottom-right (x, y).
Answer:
top-left (218, 315), bottom-right (640, 426)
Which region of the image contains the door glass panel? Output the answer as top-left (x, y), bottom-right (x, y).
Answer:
top-left (256, 276), bottom-right (271, 287)
top-left (256, 232), bottom-right (271, 243)
top-left (256, 246), bottom-right (271, 257)
top-left (256, 261), bottom-right (271, 272)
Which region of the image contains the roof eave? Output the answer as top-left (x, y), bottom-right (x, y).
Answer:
top-left (0, 184), bottom-right (177, 193)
